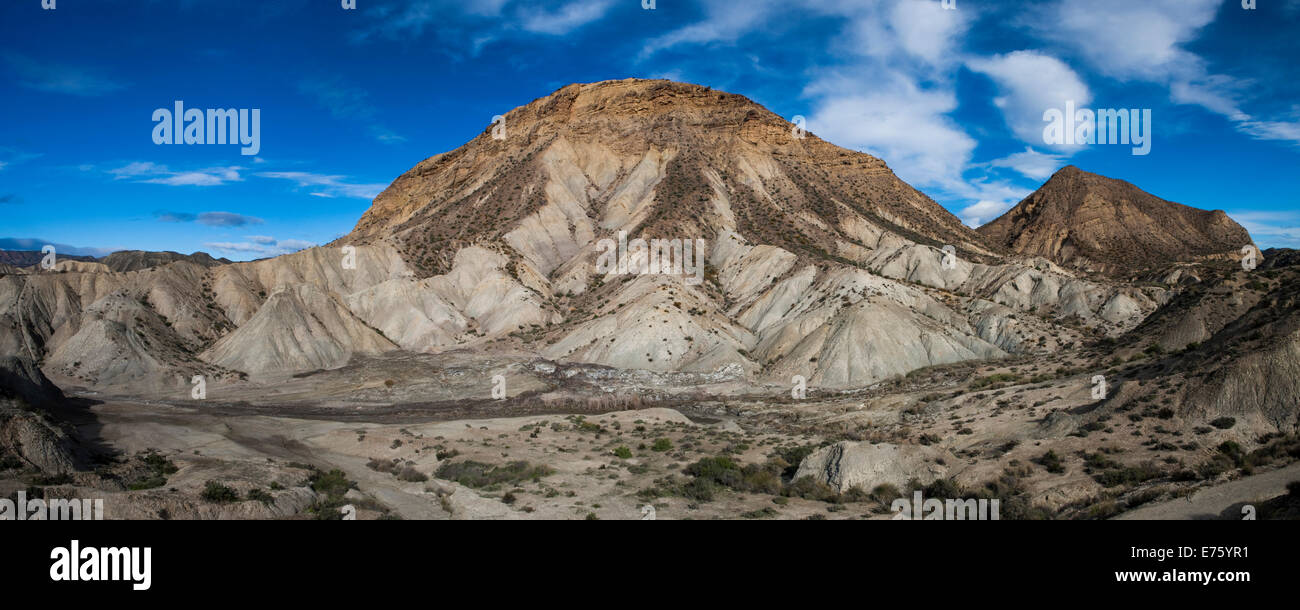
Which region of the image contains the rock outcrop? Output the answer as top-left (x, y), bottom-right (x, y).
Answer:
top-left (0, 356), bottom-right (81, 473)
top-left (792, 441), bottom-right (951, 492)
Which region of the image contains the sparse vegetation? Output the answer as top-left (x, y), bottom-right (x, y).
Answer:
top-left (435, 460), bottom-right (553, 490)
top-left (201, 481), bottom-right (240, 503)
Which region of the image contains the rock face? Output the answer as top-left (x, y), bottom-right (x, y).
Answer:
top-left (0, 355), bottom-right (65, 406)
top-left (201, 283), bottom-right (398, 374)
top-left (792, 441), bottom-right (950, 492)
top-left (978, 166), bottom-right (1252, 276)
top-left (0, 356), bottom-right (81, 473)
top-left (1188, 329), bottom-right (1300, 432)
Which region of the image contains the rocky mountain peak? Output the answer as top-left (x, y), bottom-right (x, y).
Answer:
top-left (977, 166), bottom-right (1251, 276)
top-left (348, 79), bottom-right (991, 279)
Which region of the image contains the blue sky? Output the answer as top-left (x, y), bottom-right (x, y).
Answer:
top-left (2, 0), bottom-right (1298, 260)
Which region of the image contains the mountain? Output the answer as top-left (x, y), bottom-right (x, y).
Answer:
top-left (347, 79), bottom-right (999, 272)
top-left (0, 250), bottom-right (97, 267)
top-left (0, 249), bottom-right (228, 273)
top-left (4, 79), bottom-right (1297, 521)
top-left (0, 80), bottom-right (1203, 395)
top-left (323, 79), bottom-right (1155, 386)
top-left (977, 166), bottom-right (1252, 276)
top-left (100, 250), bottom-right (231, 272)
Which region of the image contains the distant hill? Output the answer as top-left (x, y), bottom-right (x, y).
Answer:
top-left (100, 250), bottom-right (231, 272)
top-left (977, 166), bottom-right (1252, 276)
top-left (0, 250), bottom-right (96, 267)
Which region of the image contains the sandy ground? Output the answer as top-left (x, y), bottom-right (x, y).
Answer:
top-left (68, 399), bottom-right (860, 520)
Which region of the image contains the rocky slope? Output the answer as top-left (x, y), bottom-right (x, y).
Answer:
top-left (0, 356), bottom-right (83, 473)
top-left (978, 166), bottom-right (1251, 277)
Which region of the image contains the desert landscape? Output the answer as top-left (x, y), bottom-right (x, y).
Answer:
top-left (3, 80), bottom-right (1298, 520)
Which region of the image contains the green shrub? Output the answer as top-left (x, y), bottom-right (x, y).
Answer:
top-left (769, 444), bottom-right (819, 479)
top-left (309, 468), bottom-right (354, 497)
top-left (1037, 450), bottom-right (1066, 474)
top-left (870, 483), bottom-right (902, 504)
top-left (683, 456), bottom-right (783, 495)
top-left (435, 460), bottom-right (553, 489)
top-left (128, 474), bottom-right (168, 491)
top-left (395, 466), bottom-right (428, 482)
top-left (1210, 417), bottom-right (1236, 430)
top-left (305, 468), bottom-right (359, 519)
top-left (246, 488), bottom-right (274, 505)
top-left (126, 451), bottom-right (179, 490)
top-left (201, 481), bottom-right (240, 503)
top-left (783, 476), bottom-right (838, 502)
top-left (1092, 462), bottom-right (1163, 488)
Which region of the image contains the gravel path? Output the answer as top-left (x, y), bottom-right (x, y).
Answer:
top-left (1115, 462), bottom-right (1300, 520)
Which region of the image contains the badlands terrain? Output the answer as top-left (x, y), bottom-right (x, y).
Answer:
top-left (2, 79), bottom-right (1298, 520)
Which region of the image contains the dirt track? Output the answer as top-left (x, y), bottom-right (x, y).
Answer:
top-left (1115, 462), bottom-right (1300, 520)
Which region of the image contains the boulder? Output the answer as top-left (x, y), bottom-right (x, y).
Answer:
top-left (793, 441), bottom-right (950, 493)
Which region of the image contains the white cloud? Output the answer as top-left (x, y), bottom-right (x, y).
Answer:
top-left (1236, 117), bottom-right (1300, 143)
top-left (519, 0), bottom-right (614, 35)
top-left (355, 0), bottom-right (613, 50)
top-left (857, 0), bottom-right (967, 66)
top-left (109, 162), bottom-right (244, 186)
top-left (967, 51), bottom-right (1092, 151)
top-left (640, 0), bottom-right (784, 58)
top-left (793, 0), bottom-right (977, 194)
top-left (1034, 0), bottom-right (1220, 82)
top-left (1030, 0), bottom-right (1300, 146)
top-left (1170, 76), bottom-right (1246, 117)
top-left (959, 199), bottom-right (1016, 228)
top-left (256, 171), bottom-right (387, 200)
top-left (204, 236), bottom-right (315, 257)
top-left (987, 147), bottom-right (1067, 181)
top-left (645, 0), bottom-right (1025, 217)
top-left (1230, 211), bottom-right (1300, 249)
top-left (642, 0), bottom-right (966, 67)
top-left (806, 70), bottom-right (975, 191)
